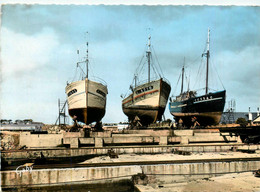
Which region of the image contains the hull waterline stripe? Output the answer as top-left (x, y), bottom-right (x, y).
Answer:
top-left (170, 104), bottom-right (187, 108)
top-left (171, 112), bottom-right (222, 117)
top-left (122, 89), bottom-right (159, 105)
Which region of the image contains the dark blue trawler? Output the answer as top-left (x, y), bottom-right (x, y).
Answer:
top-left (169, 29), bottom-right (226, 127)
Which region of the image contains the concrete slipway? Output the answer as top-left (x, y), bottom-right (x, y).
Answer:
top-left (1, 151), bottom-right (260, 191)
top-left (1, 128), bottom-right (260, 191)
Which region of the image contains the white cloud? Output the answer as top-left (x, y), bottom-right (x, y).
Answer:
top-left (0, 27), bottom-right (64, 123)
top-left (1, 27), bottom-right (59, 79)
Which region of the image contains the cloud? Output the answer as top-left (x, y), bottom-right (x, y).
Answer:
top-left (0, 5), bottom-right (204, 45)
top-left (1, 27), bottom-right (59, 80)
top-left (1, 5), bottom-right (260, 123)
top-left (0, 27), bottom-right (70, 123)
top-left (1, 5), bottom-right (126, 44)
top-left (215, 45), bottom-right (260, 111)
top-left (217, 46), bottom-right (260, 88)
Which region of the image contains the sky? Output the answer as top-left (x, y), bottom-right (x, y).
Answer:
top-left (1, 5), bottom-right (260, 124)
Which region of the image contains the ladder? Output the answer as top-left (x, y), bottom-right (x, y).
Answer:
top-left (55, 99), bottom-right (68, 126)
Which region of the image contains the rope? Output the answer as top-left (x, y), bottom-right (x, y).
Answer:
top-left (150, 54), bottom-right (160, 79)
top-left (71, 65), bottom-right (79, 82)
top-left (211, 59), bottom-right (226, 90)
top-left (134, 48), bottom-right (146, 77)
top-left (152, 46), bottom-right (164, 77)
top-left (193, 56), bottom-right (204, 89)
top-left (172, 72), bottom-right (182, 97)
top-left (88, 57), bottom-right (95, 79)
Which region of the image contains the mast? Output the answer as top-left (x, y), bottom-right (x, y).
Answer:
top-left (146, 35), bottom-right (151, 83)
top-left (187, 74), bottom-right (190, 92)
top-left (85, 34), bottom-right (89, 116)
top-left (181, 58), bottom-right (185, 95)
top-left (205, 29), bottom-right (210, 95)
top-left (134, 75), bottom-right (137, 88)
top-left (202, 28), bottom-right (210, 95)
top-left (86, 42), bottom-right (89, 79)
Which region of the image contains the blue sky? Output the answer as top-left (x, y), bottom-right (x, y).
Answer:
top-left (1, 5), bottom-right (260, 124)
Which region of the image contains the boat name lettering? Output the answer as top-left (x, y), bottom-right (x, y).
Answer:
top-left (136, 86), bottom-right (153, 95)
top-left (96, 89), bottom-right (106, 97)
top-left (194, 96), bottom-right (213, 102)
top-left (68, 89), bottom-right (77, 97)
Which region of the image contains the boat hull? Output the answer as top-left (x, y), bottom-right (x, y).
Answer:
top-left (169, 90), bottom-right (226, 126)
top-left (122, 78), bottom-right (171, 126)
top-left (68, 107), bottom-right (105, 125)
top-left (65, 78), bottom-right (108, 124)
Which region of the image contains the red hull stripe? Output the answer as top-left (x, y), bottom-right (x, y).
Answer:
top-left (122, 89), bottom-right (159, 105)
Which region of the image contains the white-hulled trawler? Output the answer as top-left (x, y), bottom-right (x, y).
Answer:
top-left (65, 41), bottom-right (108, 125)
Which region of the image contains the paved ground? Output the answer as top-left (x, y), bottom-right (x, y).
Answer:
top-left (79, 150), bottom-right (260, 164)
top-left (79, 152), bottom-right (260, 192)
top-left (135, 172), bottom-right (260, 192)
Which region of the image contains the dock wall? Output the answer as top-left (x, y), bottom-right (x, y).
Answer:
top-left (3, 144), bottom-right (260, 160)
top-left (2, 160), bottom-right (260, 188)
top-left (18, 129), bottom-right (242, 149)
top-left (20, 132), bottom-right (63, 148)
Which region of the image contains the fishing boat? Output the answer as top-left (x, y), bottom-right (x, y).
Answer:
top-left (65, 41), bottom-right (108, 125)
top-left (169, 29), bottom-right (226, 127)
top-left (122, 35), bottom-right (171, 127)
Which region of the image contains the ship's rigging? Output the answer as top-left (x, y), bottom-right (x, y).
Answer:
top-left (171, 29), bottom-right (225, 99)
top-left (124, 35), bottom-right (168, 99)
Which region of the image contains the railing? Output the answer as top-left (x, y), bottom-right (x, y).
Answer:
top-left (89, 76), bottom-right (107, 86)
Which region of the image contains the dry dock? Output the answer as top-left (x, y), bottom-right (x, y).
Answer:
top-left (1, 152), bottom-right (260, 191)
top-left (1, 126), bottom-right (260, 191)
top-left (2, 143), bottom-right (260, 166)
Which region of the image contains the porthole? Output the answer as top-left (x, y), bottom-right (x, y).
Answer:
top-left (68, 89), bottom-right (77, 97)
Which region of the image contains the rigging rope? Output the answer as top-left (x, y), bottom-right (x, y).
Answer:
top-left (77, 63), bottom-right (85, 80)
top-left (172, 72), bottom-right (182, 97)
top-left (71, 64), bottom-right (79, 82)
top-left (134, 48), bottom-right (146, 77)
top-left (152, 46), bottom-right (164, 78)
top-left (88, 57), bottom-right (95, 79)
top-left (193, 35), bottom-right (208, 89)
top-left (150, 54), bottom-right (160, 79)
top-left (212, 60), bottom-right (226, 90)
top-left (193, 57), bottom-right (203, 89)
